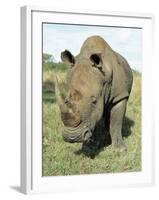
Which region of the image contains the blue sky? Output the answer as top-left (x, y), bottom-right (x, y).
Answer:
top-left (43, 23), bottom-right (142, 72)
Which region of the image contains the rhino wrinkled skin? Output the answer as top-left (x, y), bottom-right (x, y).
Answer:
top-left (55, 35), bottom-right (133, 150)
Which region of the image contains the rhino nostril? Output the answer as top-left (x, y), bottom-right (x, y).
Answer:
top-left (64, 98), bottom-right (71, 106)
top-left (64, 99), bottom-right (69, 104)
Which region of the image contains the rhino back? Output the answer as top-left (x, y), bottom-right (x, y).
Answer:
top-left (79, 35), bottom-right (112, 57)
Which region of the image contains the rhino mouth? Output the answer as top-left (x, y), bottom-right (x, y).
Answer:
top-left (62, 123), bottom-right (92, 143)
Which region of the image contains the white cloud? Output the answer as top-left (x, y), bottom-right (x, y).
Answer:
top-left (43, 24), bottom-right (142, 72)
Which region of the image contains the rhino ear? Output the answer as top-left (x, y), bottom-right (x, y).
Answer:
top-left (61, 50), bottom-right (75, 66)
top-left (90, 53), bottom-right (105, 76)
top-left (91, 53), bottom-right (113, 82)
top-left (90, 53), bottom-right (103, 69)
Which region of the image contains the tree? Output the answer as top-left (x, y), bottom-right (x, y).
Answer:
top-left (43, 53), bottom-right (54, 64)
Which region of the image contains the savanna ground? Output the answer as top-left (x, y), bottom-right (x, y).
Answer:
top-left (42, 55), bottom-right (141, 176)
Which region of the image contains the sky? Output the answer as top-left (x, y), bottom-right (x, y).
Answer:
top-left (43, 23), bottom-right (142, 72)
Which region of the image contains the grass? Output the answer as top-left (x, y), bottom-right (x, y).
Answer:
top-left (42, 62), bottom-right (141, 176)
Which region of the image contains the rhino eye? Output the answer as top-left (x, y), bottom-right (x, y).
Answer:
top-left (91, 96), bottom-right (97, 104)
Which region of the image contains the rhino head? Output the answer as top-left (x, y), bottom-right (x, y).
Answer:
top-left (55, 50), bottom-right (112, 143)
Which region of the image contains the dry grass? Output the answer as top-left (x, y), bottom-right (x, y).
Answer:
top-left (42, 65), bottom-right (141, 176)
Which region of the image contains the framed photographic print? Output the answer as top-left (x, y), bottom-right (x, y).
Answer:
top-left (21, 6), bottom-right (154, 194)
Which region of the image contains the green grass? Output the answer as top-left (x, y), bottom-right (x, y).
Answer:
top-left (42, 62), bottom-right (141, 176)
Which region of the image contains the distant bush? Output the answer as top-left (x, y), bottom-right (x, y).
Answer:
top-left (43, 62), bottom-right (69, 72)
top-left (43, 53), bottom-right (69, 72)
top-left (43, 53), bottom-right (54, 64)
top-left (132, 69), bottom-right (141, 76)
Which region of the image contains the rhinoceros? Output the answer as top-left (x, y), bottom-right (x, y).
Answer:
top-left (55, 35), bottom-right (133, 151)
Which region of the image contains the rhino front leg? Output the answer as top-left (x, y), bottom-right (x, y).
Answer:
top-left (109, 99), bottom-right (127, 151)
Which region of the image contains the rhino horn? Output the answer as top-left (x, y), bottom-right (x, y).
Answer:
top-left (54, 76), bottom-right (68, 113)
